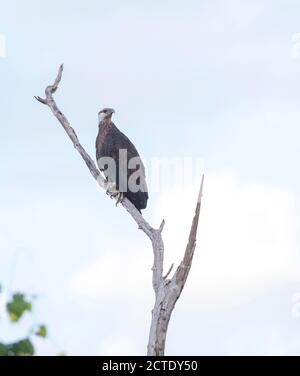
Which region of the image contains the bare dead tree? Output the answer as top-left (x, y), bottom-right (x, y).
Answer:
top-left (35, 65), bottom-right (204, 356)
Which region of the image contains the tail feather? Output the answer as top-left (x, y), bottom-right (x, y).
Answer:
top-left (124, 191), bottom-right (148, 212)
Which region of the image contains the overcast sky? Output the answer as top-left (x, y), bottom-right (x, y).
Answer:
top-left (1, 0), bottom-right (300, 355)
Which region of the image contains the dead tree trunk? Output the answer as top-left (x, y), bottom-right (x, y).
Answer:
top-left (35, 65), bottom-right (204, 356)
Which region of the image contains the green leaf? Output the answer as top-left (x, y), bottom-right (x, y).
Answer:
top-left (6, 293), bottom-right (32, 322)
top-left (0, 343), bottom-right (8, 356)
top-left (10, 339), bottom-right (34, 356)
top-left (0, 339), bottom-right (34, 356)
top-left (35, 324), bottom-right (47, 338)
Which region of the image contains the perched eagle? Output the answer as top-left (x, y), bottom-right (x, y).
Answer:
top-left (96, 108), bottom-right (148, 212)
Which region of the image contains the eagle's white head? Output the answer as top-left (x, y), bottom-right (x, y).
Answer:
top-left (98, 108), bottom-right (115, 123)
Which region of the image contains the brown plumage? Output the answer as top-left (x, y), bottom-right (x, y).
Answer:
top-left (96, 108), bottom-right (148, 212)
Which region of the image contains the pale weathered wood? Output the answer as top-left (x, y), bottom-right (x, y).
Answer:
top-left (35, 65), bottom-right (204, 356)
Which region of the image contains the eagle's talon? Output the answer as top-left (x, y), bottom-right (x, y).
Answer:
top-left (105, 184), bottom-right (122, 204)
top-left (115, 192), bottom-right (124, 206)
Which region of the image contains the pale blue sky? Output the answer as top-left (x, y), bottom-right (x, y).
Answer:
top-left (1, 0), bottom-right (300, 355)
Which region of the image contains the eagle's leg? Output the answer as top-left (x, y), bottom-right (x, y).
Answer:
top-left (104, 177), bottom-right (111, 195)
top-left (105, 181), bottom-right (123, 206)
top-left (105, 181), bottom-right (117, 195)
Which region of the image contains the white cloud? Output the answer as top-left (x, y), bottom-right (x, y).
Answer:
top-left (97, 335), bottom-right (140, 356)
top-left (69, 247), bottom-right (152, 303)
top-left (68, 171), bottom-right (299, 354)
top-left (156, 171), bottom-right (299, 307)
